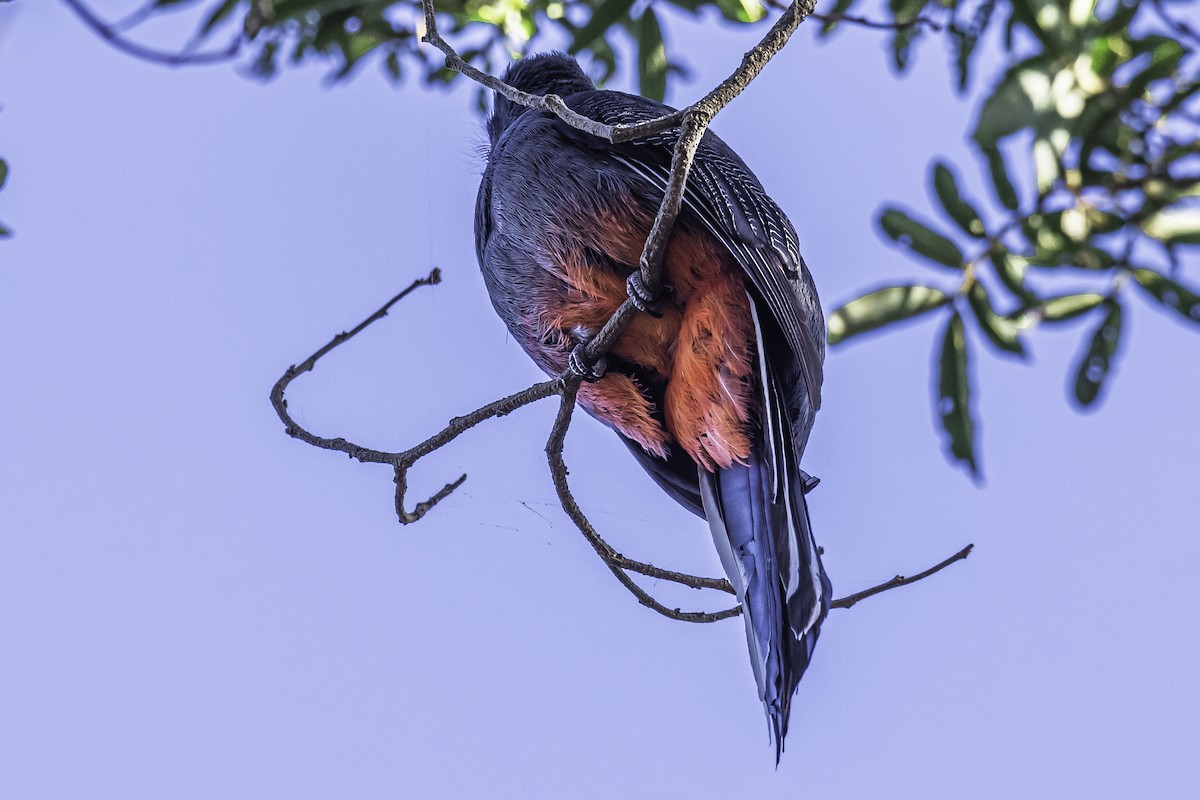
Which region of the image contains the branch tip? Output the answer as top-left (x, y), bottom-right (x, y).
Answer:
top-left (65, 0), bottom-right (241, 66)
top-left (831, 544), bottom-right (974, 610)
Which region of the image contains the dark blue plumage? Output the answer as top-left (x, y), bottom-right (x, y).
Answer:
top-left (475, 53), bottom-right (830, 760)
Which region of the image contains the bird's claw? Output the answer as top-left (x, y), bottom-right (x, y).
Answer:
top-left (626, 271), bottom-right (665, 318)
top-left (568, 344), bottom-right (607, 382)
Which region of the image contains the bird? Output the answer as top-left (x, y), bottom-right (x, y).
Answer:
top-left (474, 52), bottom-right (830, 760)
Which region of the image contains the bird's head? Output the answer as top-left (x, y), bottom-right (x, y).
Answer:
top-left (487, 52), bottom-right (595, 143)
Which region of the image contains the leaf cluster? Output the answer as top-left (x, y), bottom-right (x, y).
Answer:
top-left (827, 0), bottom-right (1200, 477)
top-left (140, 0), bottom-right (770, 101)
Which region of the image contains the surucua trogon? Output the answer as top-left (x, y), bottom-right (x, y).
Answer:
top-left (474, 52), bottom-right (830, 760)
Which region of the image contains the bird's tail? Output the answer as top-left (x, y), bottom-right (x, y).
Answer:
top-left (698, 357), bottom-right (831, 763)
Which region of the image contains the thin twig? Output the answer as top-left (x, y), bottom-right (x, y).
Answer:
top-left (272, 271), bottom-right (975, 620)
top-left (270, 268), bottom-right (560, 524)
top-left (271, 274), bottom-right (972, 616)
top-left (544, 384), bottom-right (742, 623)
top-left (811, 10), bottom-right (941, 32)
top-left (63, 0), bottom-right (241, 66)
top-left (830, 544), bottom-right (974, 609)
top-left (270, 269), bottom-right (737, 617)
top-left (283, 269), bottom-right (443, 385)
top-left (765, 0), bottom-right (941, 32)
top-left (419, 2), bottom-right (686, 144)
top-left (388, 378), bottom-right (561, 522)
top-left (111, 0), bottom-right (158, 33)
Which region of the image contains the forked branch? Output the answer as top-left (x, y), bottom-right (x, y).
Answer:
top-left (271, 0), bottom-right (972, 622)
top-left (272, 273), bottom-right (973, 621)
top-left (830, 544), bottom-right (974, 610)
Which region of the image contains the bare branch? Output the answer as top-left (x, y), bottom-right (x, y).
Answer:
top-left (692, 0), bottom-right (816, 116)
top-left (271, 270), bottom-right (737, 618)
top-left (765, 0), bottom-right (941, 31)
top-left (272, 271), bottom-right (973, 621)
top-left (64, 0), bottom-right (241, 66)
top-left (269, 273), bottom-right (565, 520)
top-left (418, 1), bottom-right (686, 144)
top-left (419, 0), bottom-right (818, 151)
top-left (388, 377), bottom-right (561, 522)
top-left (282, 269), bottom-right (442, 386)
top-left (830, 544), bottom-right (975, 610)
top-left (273, 1), bottom-right (972, 625)
top-left (111, 0), bottom-right (158, 33)
top-left (544, 382), bottom-right (741, 622)
top-left (269, 268), bottom-right (559, 523)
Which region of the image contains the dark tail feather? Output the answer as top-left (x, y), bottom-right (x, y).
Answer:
top-left (699, 369), bottom-right (831, 763)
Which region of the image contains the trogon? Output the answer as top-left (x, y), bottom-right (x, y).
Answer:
top-left (474, 52), bottom-right (830, 760)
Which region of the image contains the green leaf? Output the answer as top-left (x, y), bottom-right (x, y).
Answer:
top-left (1141, 207), bottom-right (1200, 246)
top-left (1024, 211), bottom-right (1116, 270)
top-left (933, 162), bottom-right (986, 238)
top-left (1132, 269), bottom-right (1200, 326)
top-left (635, 7), bottom-right (667, 102)
top-left (384, 50), bottom-right (401, 81)
top-left (878, 208), bottom-right (965, 268)
top-left (247, 39), bottom-right (280, 78)
top-left (936, 312), bottom-right (978, 477)
top-left (1008, 0), bottom-right (1058, 51)
top-left (200, 0), bottom-right (240, 36)
top-left (827, 284), bottom-right (950, 344)
top-left (568, 0), bottom-right (636, 55)
top-left (1099, 0), bottom-right (1138, 35)
top-left (1074, 92), bottom-right (1126, 180)
top-left (989, 249), bottom-right (1038, 305)
top-left (888, 0), bottom-right (927, 72)
top-left (1039, 293), bottom-right (1106, 322)
top-left (0, 222), bottom-right (10, 238)
top-left (714, 0), bottom-right (766, 23)
top-left (982, 146), bottom-right (1020, 211)
top-left (1089, 35), bottom-right (1124, 80)
top-left (0, 159), bottom-right (7, 191)
top-left (588, 36), bottom-right (618, 84)
top-left (338, 32), bottom-right (387, 75)
top-left (1123, 36), bottom-right (1185, 98)
top-left (950, 26), bottom-right (978, 93)
top-left (967, 282), bottom-right (1025, 356)
top-left (973, 57), bottom-right (1050, 149)
top-left (819, 0), bottom-right (856, 36)
top-left (1072, 300), bottom-right (1122, 407)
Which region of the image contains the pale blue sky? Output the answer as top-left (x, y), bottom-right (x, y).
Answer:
top-left (2, 2), bottom-right (1198, 797)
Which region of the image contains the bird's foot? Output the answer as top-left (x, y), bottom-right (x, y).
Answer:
top-left (626, 271), bottom-right (667, 318)
top-left (568, 344), bottom-right (607, 383)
